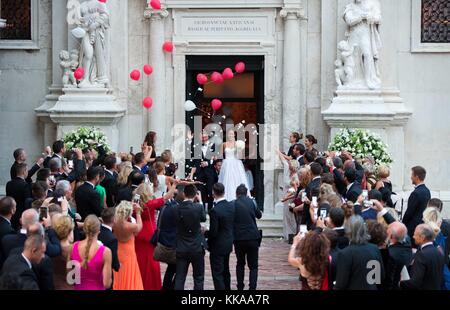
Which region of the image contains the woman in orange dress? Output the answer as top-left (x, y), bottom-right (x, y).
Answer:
top-left (133, 182), bottom-right (177, 290)
top-left (113, 201), bottom-right (144, 290)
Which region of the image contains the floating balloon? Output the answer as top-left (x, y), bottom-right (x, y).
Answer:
top-left (98, 0), bottom-right (107, 3)
top-left (143, 97), bottom-right (153, 109)
top-left (211, 72), bottom-right (224, 85)
top-left (235, 62), bottom-right (246, 74)
top-left (196, 73), bottom-right (208, 85)
top-left (162, 41), bottom-right (174, 53)
top-left (130, 69), bottom-right (141, 81)
top-left (150, 0), bottom-right (161, 10)
top-left (184, 100), bottom-right (197, 112)
top-left (143, 64), bottom-right (153, 75)
top-left (222, 68), bottom-right (234, 80)
top-left (71, 27), bottom-right (86, 39)
top-left (74, 68), bottom-right (85, 80)
top-left (211, 99), bottom-right (222, 111)
top-left (236, 140), bottom-right (245, 151)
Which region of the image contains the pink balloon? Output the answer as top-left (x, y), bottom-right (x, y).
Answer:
top-left (197, 73), bottom-right (208, 85)
top-left (143, 64), bottom-right (153, 75)
top-left (130, 69), bottom-right (141, 81)
top-left (211, 99), bottom-right (222, 111)
top-left (149, 0), bottom-right (161, 10)
top-left (222, 68), bottom-right (234, 80)
top-left (235, 62), bottom-right (246, 74)
top-left (98, 0), bottom-right (107, 3)
top-left (74, 68), bottom-right (85, 80)
top-left (143, 97), bottom-right (153, 109)
top-left (211, 72), bottom-right (224, 85)
top-left (162, 41), bottom-right (174, 53)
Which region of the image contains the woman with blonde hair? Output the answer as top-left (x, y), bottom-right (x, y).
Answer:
top-left (134, 182), bottom-right (177, 290)
top-left (53, 215), bottom-right (75, 290)
top-left (117, 161), bottom-right (133, 188)
top-left (70, 215), bottom-right (112, 290)
top-left (113, 201), bottom-right (144, 290)
top-left (422, 207), bottom-right (442, 237)
top-left (375, 165), bottom-right (393, 193)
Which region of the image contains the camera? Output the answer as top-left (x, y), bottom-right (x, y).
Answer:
top-left (132, 194), bottom-right (141, 204)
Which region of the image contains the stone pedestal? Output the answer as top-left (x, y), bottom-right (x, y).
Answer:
top-left (44, 88), bottom-right (126, 152)
top-left (322, 89), bottom-right (411, 192)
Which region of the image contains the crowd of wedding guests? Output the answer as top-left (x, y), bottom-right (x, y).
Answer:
top-left (282, 132), bottom-right (450, 290)
top-left (0, 131), bottom-right (262, 291)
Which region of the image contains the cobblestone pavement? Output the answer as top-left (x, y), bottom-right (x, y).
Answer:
top-left (161, 238), bottom-right (302, 290)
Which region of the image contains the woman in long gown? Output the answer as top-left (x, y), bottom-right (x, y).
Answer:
top-left (113, 201), bottom-right (144, 290)
top-left (218, 130), bottom-right (250, 201)
top-left (133, 182), bottom-right (176, 290)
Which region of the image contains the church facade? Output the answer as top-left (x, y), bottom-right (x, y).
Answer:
top-left (1, 0), bottom-right (449, 215)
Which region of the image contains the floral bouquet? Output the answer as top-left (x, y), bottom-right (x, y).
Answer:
top-left (328, 128), bottom-right (393, 167)
top-left (63, 127), bottom-right (111, 154)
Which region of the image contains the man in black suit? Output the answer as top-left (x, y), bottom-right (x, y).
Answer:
top-left (0, 234), bottom-right (46, 290)
top-left (403, 166), bottom-right (431, 247)
top-left (116, 171), bottom-right (145, 203)
top-left (334, 215), bottom-right (384, 290)
top-left (302, 163), bottom-right (322, 230)
top-left (6, 163), bottom-right (32, 230)
top-left (206, 183), bottom-right (235, 290)
top-left (291, 143), bottom-right (306, 167)
top-left (10, 148), bottom-right (43, 182)
top-left (2, 209), bottom-right (39, 258)
top-left (99, 208), bottom-right (120, 272)
top-left (132, 152), bottom-right (147, 173)
top-left (101, 156), bottom-right (118, 208)
top-left (400, 224), bottom-right (445, 290)
top-left (74, 166), bottom-right (103, 220)
top-left (331, 157), bottom-right (347, 197)
top-left (0, 197), bottom-right (17, 268)
top-left (344, 167), bottom-right (362, 204)
top-left (192, 132), bottom-right (217, 210)
top-left (174, 184), bottom-right (207, 290)
top-left (233, 184), bottom-right (262, 290)
top-left (43, 140), bottom-right (66, 168)
top-left (383, 222), bottom-right (412, 290)
top-left (318, 207), bottom-right (349, 250)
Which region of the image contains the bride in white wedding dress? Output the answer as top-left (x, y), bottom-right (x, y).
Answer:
top-left (218, 130), bottom-right (250, 201)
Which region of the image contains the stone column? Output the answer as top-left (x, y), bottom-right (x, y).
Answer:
top-left (144, 8), bottom-right (169, 154)
top-left (280, 7), bottom-right (304, 151)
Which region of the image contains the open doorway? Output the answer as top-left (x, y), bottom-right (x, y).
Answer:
top-left (185, 55), bottom-right (265, 208)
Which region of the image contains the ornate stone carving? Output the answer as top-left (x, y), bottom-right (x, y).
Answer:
top-left (338, 0), bottom-right (382, 90)
top-left (67, 0), bottom-right (110, 88)
top-left (144, 8), bottom-right (169, 20)
top-left (59, 49), bottom-right (79, 88)
top-left (279, 8), bottom-right (305, 20)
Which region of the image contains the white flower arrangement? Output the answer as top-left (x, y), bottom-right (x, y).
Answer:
top-left (63, 127), bottom-right (111, 153)
top-left (328, 128), bottom-right (393, 167)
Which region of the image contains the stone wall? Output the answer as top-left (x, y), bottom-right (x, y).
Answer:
top-left (0, 0), bottom-right (52, 185)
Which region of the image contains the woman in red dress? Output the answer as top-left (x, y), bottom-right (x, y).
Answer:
top-left (133, 181), bottom-right (177, 290)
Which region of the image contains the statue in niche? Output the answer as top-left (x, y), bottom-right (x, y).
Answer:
top-left (68, 0), bottom-right (110, 88)
top-left (342, 0), bottom-right (382, 90)
top-left (60, 50), bottom-right (77, 87)
top-left (335, 41), bottom-right (355, 87)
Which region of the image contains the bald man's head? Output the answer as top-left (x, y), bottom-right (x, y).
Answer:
top-left (20, 209), bottom-right (39, 231)
top-left (413, 223), bottom-right (435, 246)
top-left (388, 222), bottom-right (407, 244)
top-left (26, 223), bottom-right (45, 238)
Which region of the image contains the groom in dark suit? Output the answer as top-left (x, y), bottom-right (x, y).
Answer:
top-left (193, 132), bottom-right (217, 210)
top-left (207, 183), bottom-right (235, 290)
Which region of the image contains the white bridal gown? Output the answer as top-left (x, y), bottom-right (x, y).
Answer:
top-left (218, 147), bottom-right (250, 201)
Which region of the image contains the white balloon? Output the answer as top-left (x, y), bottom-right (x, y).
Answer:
top-left (71, 27), bottom-right (86, 39)
top-left (236, 140), bottom-right (245, 151)
top-left (184, 100), bottom-right (197, 112)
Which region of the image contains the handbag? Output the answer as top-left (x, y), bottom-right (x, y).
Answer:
top-left (152, 205), bottom-right (176, 264)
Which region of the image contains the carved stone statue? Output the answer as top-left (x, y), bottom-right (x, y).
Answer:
top-left (335, 40), bottom-right (355, 87)
top-left (60, 50), bottom-right (77, 87)
top-left (68, 0), bottom-right (110, 88)
top-left (341, 0), bottom-right (382, 90)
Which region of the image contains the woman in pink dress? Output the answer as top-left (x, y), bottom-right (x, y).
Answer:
top-left (133, 182), bottom-right (177, 290)
top-left (71, 215), bottom-right (113, 290)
